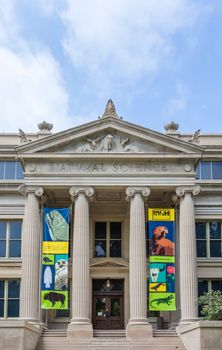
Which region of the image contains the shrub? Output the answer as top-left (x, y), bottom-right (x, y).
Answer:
top-left (197, 290), bottom-right (222, 320)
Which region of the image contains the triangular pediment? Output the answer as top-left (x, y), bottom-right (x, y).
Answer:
top-left (90, 257), bottom-right (129, 268)
top-left (16, 116), bottom-right (203, 156)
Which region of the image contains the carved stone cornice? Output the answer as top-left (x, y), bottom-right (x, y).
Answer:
top-left (18, 184), bottom-right (43, 197)
top-left (126, 186), bottom-right (150, 200)
top-left (176, 185), bottom-right (201, 198)
top-left (69, 186), bottom-right (94, 200)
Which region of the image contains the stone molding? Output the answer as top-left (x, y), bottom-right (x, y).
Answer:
top-left (18, 184), bottom-right (43, 197)
top-left (69, 186), bottom-right (94, 199)
top-left (126, 186), bottom-right (150, 199)
top-left (176, 185), bottom-right (200, 198)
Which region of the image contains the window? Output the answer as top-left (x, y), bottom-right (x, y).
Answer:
top-left (196, 222), bottom-right (222, 258)
top-left (196, 161), bottom-right (222, 179)
top-left (198, 279), bottom-right (222, 317)
top-left (0, 280), bottom-right (20, 318)
top-left (0, 161), bottom-right (23, 180)
top-left (0, 221), bottom-right (22, 258)
top-left (94, 222), bottom-right (122, 258)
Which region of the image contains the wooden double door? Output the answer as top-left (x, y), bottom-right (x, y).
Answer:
top-left (92, 279), bottom-right (124, 330)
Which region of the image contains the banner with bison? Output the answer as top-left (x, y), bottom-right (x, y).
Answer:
top-left (148, 208), bottom-right (176, 311)
top-left (41, 208), bottom-right (69, 310)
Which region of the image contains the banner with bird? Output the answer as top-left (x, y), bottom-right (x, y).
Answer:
top-left (148, 208), bottom-right (176, 311)
top-left (41, 208), bottom-right (69, 310)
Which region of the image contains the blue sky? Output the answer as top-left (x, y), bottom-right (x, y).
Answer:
top-left (0, 0), bottom-right (221, 134)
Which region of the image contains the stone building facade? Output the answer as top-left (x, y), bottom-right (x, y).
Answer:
top-left (0, 101), bottom-right (222, 349)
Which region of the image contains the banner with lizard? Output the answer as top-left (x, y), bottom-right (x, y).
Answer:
top-left (148, 208), bottom-right (176, 311)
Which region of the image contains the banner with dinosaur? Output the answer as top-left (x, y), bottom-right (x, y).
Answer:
top-left (41, 208), bottom-right (69, 310)
top-left (148, 208), bottom-right (176, 311)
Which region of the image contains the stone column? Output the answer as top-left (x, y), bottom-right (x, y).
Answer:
top-left (126, 187), bottom-right (152, 339)
top-left (176, 185), bottom-right (200, 323)
top-left (68, 187), bottom-right (94, 339)
top-left (19, 185), bottom-right (43, 321)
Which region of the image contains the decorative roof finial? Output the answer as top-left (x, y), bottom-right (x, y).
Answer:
top-left (100, 99), bottom-right (120, 119)
top-left (164, 121), bottom-right (179, 134)
top-left (37, 121), bottom-right (53, 134)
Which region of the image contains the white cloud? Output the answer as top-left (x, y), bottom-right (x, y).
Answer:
top-left (57, 0), bottom-right (202, 81)
top-left (0, 47), bottom-right (73, 132)
top-left (165, 84), bottom-right (187, 117)
top-left (0, 0), bottom-right (73, 133)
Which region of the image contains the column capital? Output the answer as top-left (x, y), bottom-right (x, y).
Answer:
top-left (126, 186), bottom-right (150, 200)
top-left (176, 185), bottom-right (200, 198)
top-left (18, 184), bottom-right (43, 197)
top-left (69, 186), bottom-right (94, 199)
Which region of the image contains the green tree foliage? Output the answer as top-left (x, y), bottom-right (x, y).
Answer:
top-left (197, 290), bottom-right (222, 320)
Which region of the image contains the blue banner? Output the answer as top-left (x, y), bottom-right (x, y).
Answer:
top-left (41, 208), bottom-right (70, 310)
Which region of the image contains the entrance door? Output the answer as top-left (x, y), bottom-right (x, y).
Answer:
top-left (92, 279), bottom-right (124, 329)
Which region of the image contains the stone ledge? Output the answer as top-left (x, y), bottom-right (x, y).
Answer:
top-left (0, 320), bottom-right (41, 350)
top-left (178, 320), bottom-right (222, 350)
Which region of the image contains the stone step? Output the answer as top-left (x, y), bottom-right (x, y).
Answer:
top-left (36, 331), bottom-right (186, 350)
top-left (41, 330), bottom-right (67, 337)
top-left (93, 329), bottom-right (126, 337)
top-left (153, 330), bottom-right (178, 337)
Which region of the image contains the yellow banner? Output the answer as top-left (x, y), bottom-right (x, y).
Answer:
top-left (148, 208), bottom-right (175, 221)
top-left (42, 241), bottom-right (69, 254)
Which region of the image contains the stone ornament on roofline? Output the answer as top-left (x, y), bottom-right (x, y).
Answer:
top-left (37, 121), bottom-right (53, 134)
top-left (99, 99), bottom-right (122, 119)
top-left (164, 121), bottom-right (179, 134)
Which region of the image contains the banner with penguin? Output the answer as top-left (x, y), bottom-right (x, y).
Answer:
top-left (41, 208), bottom-right (69, 310)
top-left (148, 208), bottom-right (176, 311)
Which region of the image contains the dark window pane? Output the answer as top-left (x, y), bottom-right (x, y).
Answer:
top-left (56, 309), bottom-right (70, 317)
top-left (7, 299), bottom-right (19, 317)
top-left (9, 241), bottom-right (21, 257)
top-left (0, 222), bottom-right (6, 239)
top-left (8, 280), bottom-right (20, 298)
top-left (0, 281), bottom-right (4, 298)
top-left (0, 300), bottom-right (4, 317)
top-left (96, 297), bottom-right (106, 317)
top-left (195, 163), bottom-right (200, 179)
top-left (210, 241), bottom-right (222, 257)
top-left (110, 240), bottom-right (121, 257)
top-left (0, 241), bottom-right (6, 257)
top-left (95, 222), bottom-right (106, 239)
top-left (210, 222), bottom-right (221, 239)
top-left (16, 162), bottom-right (24, 179)
top-left (95, 240), bottom-right (106, 257)
top-left (110, 222), bottom-right (121, 239)
top-left (10, 221), bottom-right (22, 239)
top-left (111, 297), bottom-right (121, 316)
top-left (0, 162), bottom-right (4, 179)
top-left (196, 222), bottom-right (206, 239)
top-left (211, 280), bottom-right (222, 291)
top-left (201, 162), bottom-right (211, 179)
top-left (198, 280), bottom-right (208, 296)
top-left (5, 162), bottom-right (15, 179)
top-left (198, 279), bottom-right (208, 316)
top-left (212, 162), bottom-right (222, 179)
top-left (196, 240), bottom-right (207, 257)
top-left (93, 279), bottom-right (124, 292)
